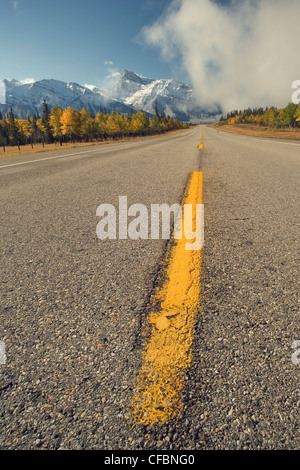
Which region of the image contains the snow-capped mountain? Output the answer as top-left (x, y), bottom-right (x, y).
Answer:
top-left (106, 70), bottom-right (154, 102)
top-left (0, 78), bottom-right (134, 119)
top-left (0, 71), bottom-right (221, 122)
top-left (104, 70), bottom-right (221, 123)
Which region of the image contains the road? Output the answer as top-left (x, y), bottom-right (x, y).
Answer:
top-left (0, 127), bottom-right (299, 451)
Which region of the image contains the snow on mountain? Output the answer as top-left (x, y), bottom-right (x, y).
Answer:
top-left (104, 70), bottom-right (221, 122)
top-left (106, 70), bottom-right (146, 102)
top-left (0, 78), bottom-right (134, 119)
top-left (1, 70), bottom-right (221, 122)
top-left (19, 78), bottom-right (35, 85)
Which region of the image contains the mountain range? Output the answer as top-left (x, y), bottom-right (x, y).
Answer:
top-left (0, 70), bottom-right (222, 123)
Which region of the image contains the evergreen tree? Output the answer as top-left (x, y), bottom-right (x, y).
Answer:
top-left (42, 100), bottom-right (53, 143)
top-left (0, 121), bottom-right (8, 151)
top-left (30, 114), bottom-right (40, 143)
top-left (8, 108), bottom-right (21, 147)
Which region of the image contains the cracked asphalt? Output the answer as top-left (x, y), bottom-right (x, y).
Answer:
top-left (0, 127), bottom-right (299, 450)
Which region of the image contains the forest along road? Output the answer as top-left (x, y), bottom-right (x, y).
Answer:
top-left (0, 126), bottom-right (299, 450)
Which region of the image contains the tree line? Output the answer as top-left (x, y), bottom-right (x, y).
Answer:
top-left (0, 101), bottom-right (189, 151)
top-left (219, 102), bottom-right (300, 128)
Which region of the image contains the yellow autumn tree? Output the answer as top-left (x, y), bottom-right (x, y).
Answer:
top-left (130, 112), bottom-right (149, 134)
top-left (294, 104), bottom-right (300, 124)
top-left (36, 117), bottom-right (48, 145)
top-left (106, 113), bottom-right (122, 137)
top-left (50, 107), bottom-right (63, 141)
top-left (120, 114), bottom-right (131, 136)
top-left (80, 108), bottom-right (96, 141)
top-left (148, 115), bottom-right (162, 134)
top-left (61, 107), bottom-right (81, 141)
top-left (18, 119), bottom-right (32, 140)
top-left (95, 112), bottom-right (108, 139)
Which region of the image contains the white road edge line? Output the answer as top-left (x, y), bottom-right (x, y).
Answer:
top-left (0, 128), bottom-right (198, 170)
top-left (0, 146), bottom-right (121, 169)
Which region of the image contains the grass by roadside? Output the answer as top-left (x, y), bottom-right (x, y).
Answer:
top-left (210, 123), bottom-right (300, 140)
top-left (0, 127), bottom-right (192, 159)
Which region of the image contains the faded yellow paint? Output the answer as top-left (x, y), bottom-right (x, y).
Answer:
top-left (131, 172), bottom-right (203, 426)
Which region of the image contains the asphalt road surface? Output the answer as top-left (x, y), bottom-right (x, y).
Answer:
top-left (0, 127), bottom-right (299, 451)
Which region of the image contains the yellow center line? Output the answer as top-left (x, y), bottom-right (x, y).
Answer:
top-left (131, 171), bottom-right (203, 426)
top-left (199, 132), bottom-right (204, 148)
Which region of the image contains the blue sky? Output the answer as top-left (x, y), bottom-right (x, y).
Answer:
top-left (1, 0), bottom-right (298, 111)
top-left (0, 0), bottom-right (181, 86)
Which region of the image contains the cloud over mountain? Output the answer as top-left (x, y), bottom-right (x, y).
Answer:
top-left (142, 0), bottom-right (300, 113)
top-left (1, 71), bottom-right (221, 122)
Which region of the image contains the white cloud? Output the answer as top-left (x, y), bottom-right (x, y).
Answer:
top-left (102, 61), bottom-right (121, 89)
top-left (84, 84), bottom-right (96, 91)
top-left (106, 71), bottom-right (121, 80)
top-left (13, 0), bottom-right (18, 11)
top-left (19, 78), bottom-right (35, 85)
top-left (142, 0), bottom-right (300, 112)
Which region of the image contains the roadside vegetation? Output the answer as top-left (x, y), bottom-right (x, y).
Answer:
top-left (214, 102), bottom-right (300, 140)
top-left (219, 102), bottom-right (300, 128)
top-left (0, 101), bottom-right (189, 153)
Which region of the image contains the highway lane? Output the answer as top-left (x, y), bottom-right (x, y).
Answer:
top-left (188, 126), bottom-right (300, 450)
top-left (0, 126), bottom-right (299, 450)
top-left (0, 131), bottom-right (196, 170)
top-left (0, 128), bottom-right (202, 450)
